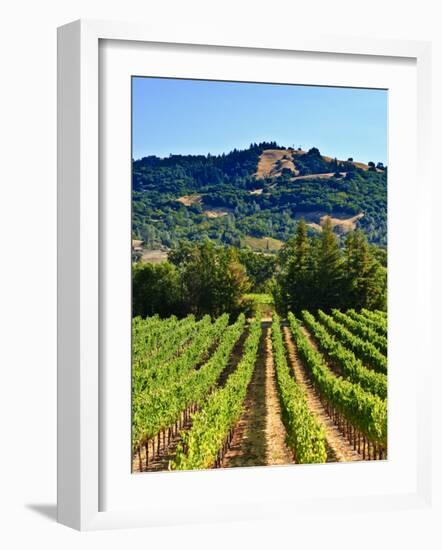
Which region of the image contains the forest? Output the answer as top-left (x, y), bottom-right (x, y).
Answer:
top-left (132, 218), bottom-right (387, 319)
top-left (132, 143), bottom-right (387, 249)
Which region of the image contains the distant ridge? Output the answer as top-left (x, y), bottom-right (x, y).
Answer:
top-left (132, 142), bottom-right (387, 249)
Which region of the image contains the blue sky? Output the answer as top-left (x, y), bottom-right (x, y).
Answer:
top-left (132, 77), bottom-right (387, 164)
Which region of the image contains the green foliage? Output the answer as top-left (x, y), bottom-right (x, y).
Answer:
top-left (343, 230), bottom-right (387, 310)
top-left (132, 315), bottom-right (226, 396)
top-left (172, 317), bottom-right (262, 470)
top-left (132, 143), bottom-right (387, 248)
top-left (317, 310), bottom-right (387, 374)
top-left (347, 309), bottom-right (388, 338)
top-left (179, 241), bottom-right (250, 317)
top-left (331, 309), bottom-right (387, 355)
top-left (132, 314), bottom-right (197, 369)
top-left (288, 313), bottom-right (387, 446)
top-left (274, 224), bottom-right (387, 314)
top-left (315, 218), bottom-right (345, 309)
top-left (293, 147), bottom-right (333, 175)
top-left (133, 241), bottom-right (251, 319)
top-left (242, 293), bottom-right (274, 318)
top-left (132, 313), bottom-right (245, 452)
top-left (276, 219), bottom-right (315, 312)
top-left (132, 262), bottom-right (182, 318)
top-left (302, 311), bottom-right (387, 400)
top-left (271, 315), bottom-right (327, 463)
top-left (237, 248), bottom-right (277, 291)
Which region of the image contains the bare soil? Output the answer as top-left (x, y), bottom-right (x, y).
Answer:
top-left (222, 323), bottom-right (294, 468)
top-left (216, 328), bottom-right (249, 388)
top-left (176, 194), bottom-right (202, 206)
top-left (203, 209), bottom-right (229, 218)
top-left (321, 213), bottom-right (364, 233)
top-left (290, 172), bottom-right (345, 182)
top-left (282, 325), bottom-right (361, 463)
top-left (264, 325), bottom-right (295, 465)
top-left (306, 213), bottom-right (364, 234)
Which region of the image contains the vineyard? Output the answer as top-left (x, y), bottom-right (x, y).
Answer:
top-left (132, 308), bottom-right (387, 472)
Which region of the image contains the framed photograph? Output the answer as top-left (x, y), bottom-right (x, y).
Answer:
top-left (57, 19), bottom-right (432, 530)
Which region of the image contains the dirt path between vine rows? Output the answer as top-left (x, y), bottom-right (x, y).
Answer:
top-left (222, 323), bottom-right (294, 468)
top-left (282, 325), bottom-right (361, 463)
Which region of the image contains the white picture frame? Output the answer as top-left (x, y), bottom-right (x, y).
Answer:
top-left (57, 19), bottom-right (433, 531)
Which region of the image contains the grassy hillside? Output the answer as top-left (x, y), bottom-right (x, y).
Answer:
top-left (132, 142), bottom-right (387, 251)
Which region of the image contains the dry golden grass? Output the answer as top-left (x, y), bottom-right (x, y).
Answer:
top-left (255, 149), bottom-right (300, 179)
top-left (176, 194), bottom-right (202, 206)
top-left (306, 212), bottom-right (364, 234)
top-left (256, 149), bottom-right (371, 182)
top-left (322, 155), bottom-right (369, 171)
top-left (203, 209), bottom-right (229, 219)
top-left (290, 172), bottom-right (341, 182)
top-left (242, 235), bottom-right (284, 251)
top-left (140, 249), bottom-right (168, 263)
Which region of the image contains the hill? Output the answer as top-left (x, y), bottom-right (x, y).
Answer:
top-left (132, 142), bottom-right (387, 252)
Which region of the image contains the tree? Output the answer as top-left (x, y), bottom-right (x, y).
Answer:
top-left (314, 217), bottom-right (345, 310)
top-left (168, 241), bottom-right (196, 266)
top-left (343, 230), bottom-right (387, 310)
top-left (132, 262), bottom-right (182, 318)
top-left (180, 241), bottom-right (250, 317)
top-left (284, 219), bottom-right (315, 312)
top-left (238, 249), bottom-right (276, 291)
top-left (308, 147), bottom-right (321, 157)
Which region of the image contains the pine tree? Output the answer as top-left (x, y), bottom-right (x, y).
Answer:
top-left (286, 219), bottom-right (311, 311)
top-left (315, 217), bottom-right (344, 311)
top-left (343, 230), bottom-right (387, 310)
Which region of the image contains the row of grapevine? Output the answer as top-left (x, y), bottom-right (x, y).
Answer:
top-left (172, 318), bottom-right (262, 470)
top-left (364, 308), bottom-right (387, 319)
top-left (331, 309), bottom-right (387, 355)
top-left (317, 311), bottom-right (387, 374)
top-left (132, 315), bottom-right (182, 362)
top-left (272, 315), bottom-right (327, 463)
top-left (361, 309), bottom-right (388, 334)
top-left (132, 314), bottom-right (198, 369)
top-left (132, 314), bottom-right (246, 467)
top-left (347, 309), bottom-right (387, 337)
top-left (132, 314), bottom-right (228, 395)
top-left (288, 313), bottom-right (387, 452)
top-left (302, 311), bottom-right (387, 400)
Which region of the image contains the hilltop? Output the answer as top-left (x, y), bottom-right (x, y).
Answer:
top-left (132, 142), bottom-right (387, 253)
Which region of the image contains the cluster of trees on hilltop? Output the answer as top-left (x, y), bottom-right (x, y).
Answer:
top-left (133, 141), bottom-right (283, 192)
top-left (132, 221), bottom-right (386, 319)
top-left (132, 143), bottom-right (387, 248)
